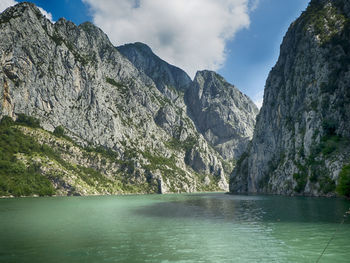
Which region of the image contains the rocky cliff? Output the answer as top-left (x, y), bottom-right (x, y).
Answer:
top-left (118, 44), bottom-right (258, 161)
top-left (186, 70), bottom-right (258, 160)
top-left (0, 2), bottom-right (257, 196)
top-left (117, 42), bottom-right (192, 101)
top-left (230, 0), bottom-right (350, 196)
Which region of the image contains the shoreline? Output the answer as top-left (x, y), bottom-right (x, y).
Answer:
top-left (2, 191), bottom-right (349, 200)
top-left (0, 190), bottom-right (227, 199)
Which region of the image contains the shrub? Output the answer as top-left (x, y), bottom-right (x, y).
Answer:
top-left (15, 114), bottom-right (40, 128)
top-left (53, 126), bottom-right (65, 137)
top-left (322, 119), bottom-right (337, 136)
top-left (337, 164), bottom-right (350, 197)
top-left (309, 172), bottom-right (318, 183)
top-left (85, 145), bottom-right (118, 160)
top-left (0, 116), bottom-right (14, 127)
top-left (319, 175), bottom-right (336, 194)
top-left (319, 135), bottom-right (349, 156)
top-left (51, 33), bottom-right (64, 45)
top-left (165, 136), bottom-right (197, 152)
top-left (106, 77), bottom-right (129, 93)
top-left (293, 172), bottom-right (307, 193)
top-left (321, 136), bottom-right (339, 155)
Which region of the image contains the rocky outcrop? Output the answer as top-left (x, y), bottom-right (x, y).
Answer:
top-left (186, 70), bottom-right (258, 160)
top-left (230, 0), bottom-right (350, 196)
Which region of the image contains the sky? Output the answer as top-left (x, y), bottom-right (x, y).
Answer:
top-left (0, 0), bottom-right (310, 108)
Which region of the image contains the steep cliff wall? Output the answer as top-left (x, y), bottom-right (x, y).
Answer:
top-left (231, 0), bottom-right (350, 196)
top-left (0, 3), bottom-right (229, 195)
top-left (118, 44), bottom-right (258, 162)
top-left (186, 70), bottom-right (258, 160)
top-left (117, 42), bottom-right (192, 101)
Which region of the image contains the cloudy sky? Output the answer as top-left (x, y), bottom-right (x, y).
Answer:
top-left (1, 0), bottom-right (309, 108)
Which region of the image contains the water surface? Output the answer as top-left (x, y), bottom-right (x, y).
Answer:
top-left (0, 193), bottom-right (349, 262)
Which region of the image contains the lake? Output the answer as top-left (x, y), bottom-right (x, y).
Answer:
top-left (0, 193), bottom-right (349, 262)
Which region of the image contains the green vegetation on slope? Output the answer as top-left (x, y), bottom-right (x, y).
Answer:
top-left (0, 116), bottom-right (55, 196)
top-left (106, 77), bottom-right (128, 93)
top-left (337, 164), bottom-right (350, 198)
top-left (303, 1), bottom-right (347, 44)
top-left (293, 172), bottom-right (308, 193)
top-left (0, 115), bottom-right (158, 197)
top-left (53, 125), bottom-right (65, 137)
top-left (0, 113), bottom-right (224, 196)
top-left (165, 136), bottom-right (197, 152)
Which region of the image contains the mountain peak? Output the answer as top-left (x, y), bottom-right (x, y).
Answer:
top-left (195, 69), bottom-right (216, 76)
top-left (0, 2), bottom-right (46, 23)
top-left (118, 42), bottom-right (154, 57)
top-left (130, 42), bottom-right (153, 52)
top-left (194, 70), bottom-right (230, 86)
top-left (187, 70), bottom-right (258, 160)
top-left (10, 1), bottom-right (37, 11)
top-left (117, 42), bottom-right (192, 94)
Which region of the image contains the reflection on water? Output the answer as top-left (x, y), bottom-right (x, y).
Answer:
top-left (134, 194), bottom-right (263, 222)
top-left (0, 193), bottom-right (349, 263)
top-left (135, 193), bottom-right (350, 224)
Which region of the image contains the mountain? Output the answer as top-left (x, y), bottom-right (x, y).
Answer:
top-left (186, 70), bottom-right (258, 160)
top-left (117, 42), bottom-right (192, 101)
top-left (118, 44), bottom-right (259, 161)
top-left (0, 2), bottom-right (257, 196)
top-left (230, 0), bottom-right (350, 196)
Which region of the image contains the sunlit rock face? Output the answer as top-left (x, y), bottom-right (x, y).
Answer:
top-left (0, 3), bottom-right (258, 194)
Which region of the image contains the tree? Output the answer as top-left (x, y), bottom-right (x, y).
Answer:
top-left (53, 126), bottom-right (65, 137)
top-left (337, 164), bottom-right (350, 197)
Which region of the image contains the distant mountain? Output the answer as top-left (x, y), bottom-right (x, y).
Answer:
top-left (117, 42), bottom-right (192, 100)
top-left (0, 2), bottom-right (257, 196)
top-left (231, 0), bottom-right (350, 197)
top-left (186, 70), bottom-right (258, 160)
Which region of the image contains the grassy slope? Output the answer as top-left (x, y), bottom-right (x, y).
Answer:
top-left (0, 115), bottom-right (224, 197)
top-left (0, 116), bottom-right (158, 197)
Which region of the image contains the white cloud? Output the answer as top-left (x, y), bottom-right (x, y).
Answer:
top-left (0, 0), bottom-right (53, 22)
top-left (38, 6), bottom-right (53, 22)
top-left (0, 0), bottom-right (16, 13)
top-left (83, 0), bottom-right (258, 78)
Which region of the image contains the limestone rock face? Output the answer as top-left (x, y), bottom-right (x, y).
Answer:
top-left (0, 2), bottom-right (233, 193)
top-left (230, 0), bottom-right (350, 196)
top-left (186, 70), bottom-right (259, 160)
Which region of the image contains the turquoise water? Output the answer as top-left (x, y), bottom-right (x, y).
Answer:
top-left (0, 193), bottom-right (349, 262)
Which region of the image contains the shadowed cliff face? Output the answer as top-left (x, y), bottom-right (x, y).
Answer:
top-left (186, 70), bottom-right (258, 160)
top-left (0, 2), bottom-right (258, 196)
top-left (231, 0), bottom-right (350, 196)
top-left (117, 42), bottom-right (192, 98)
